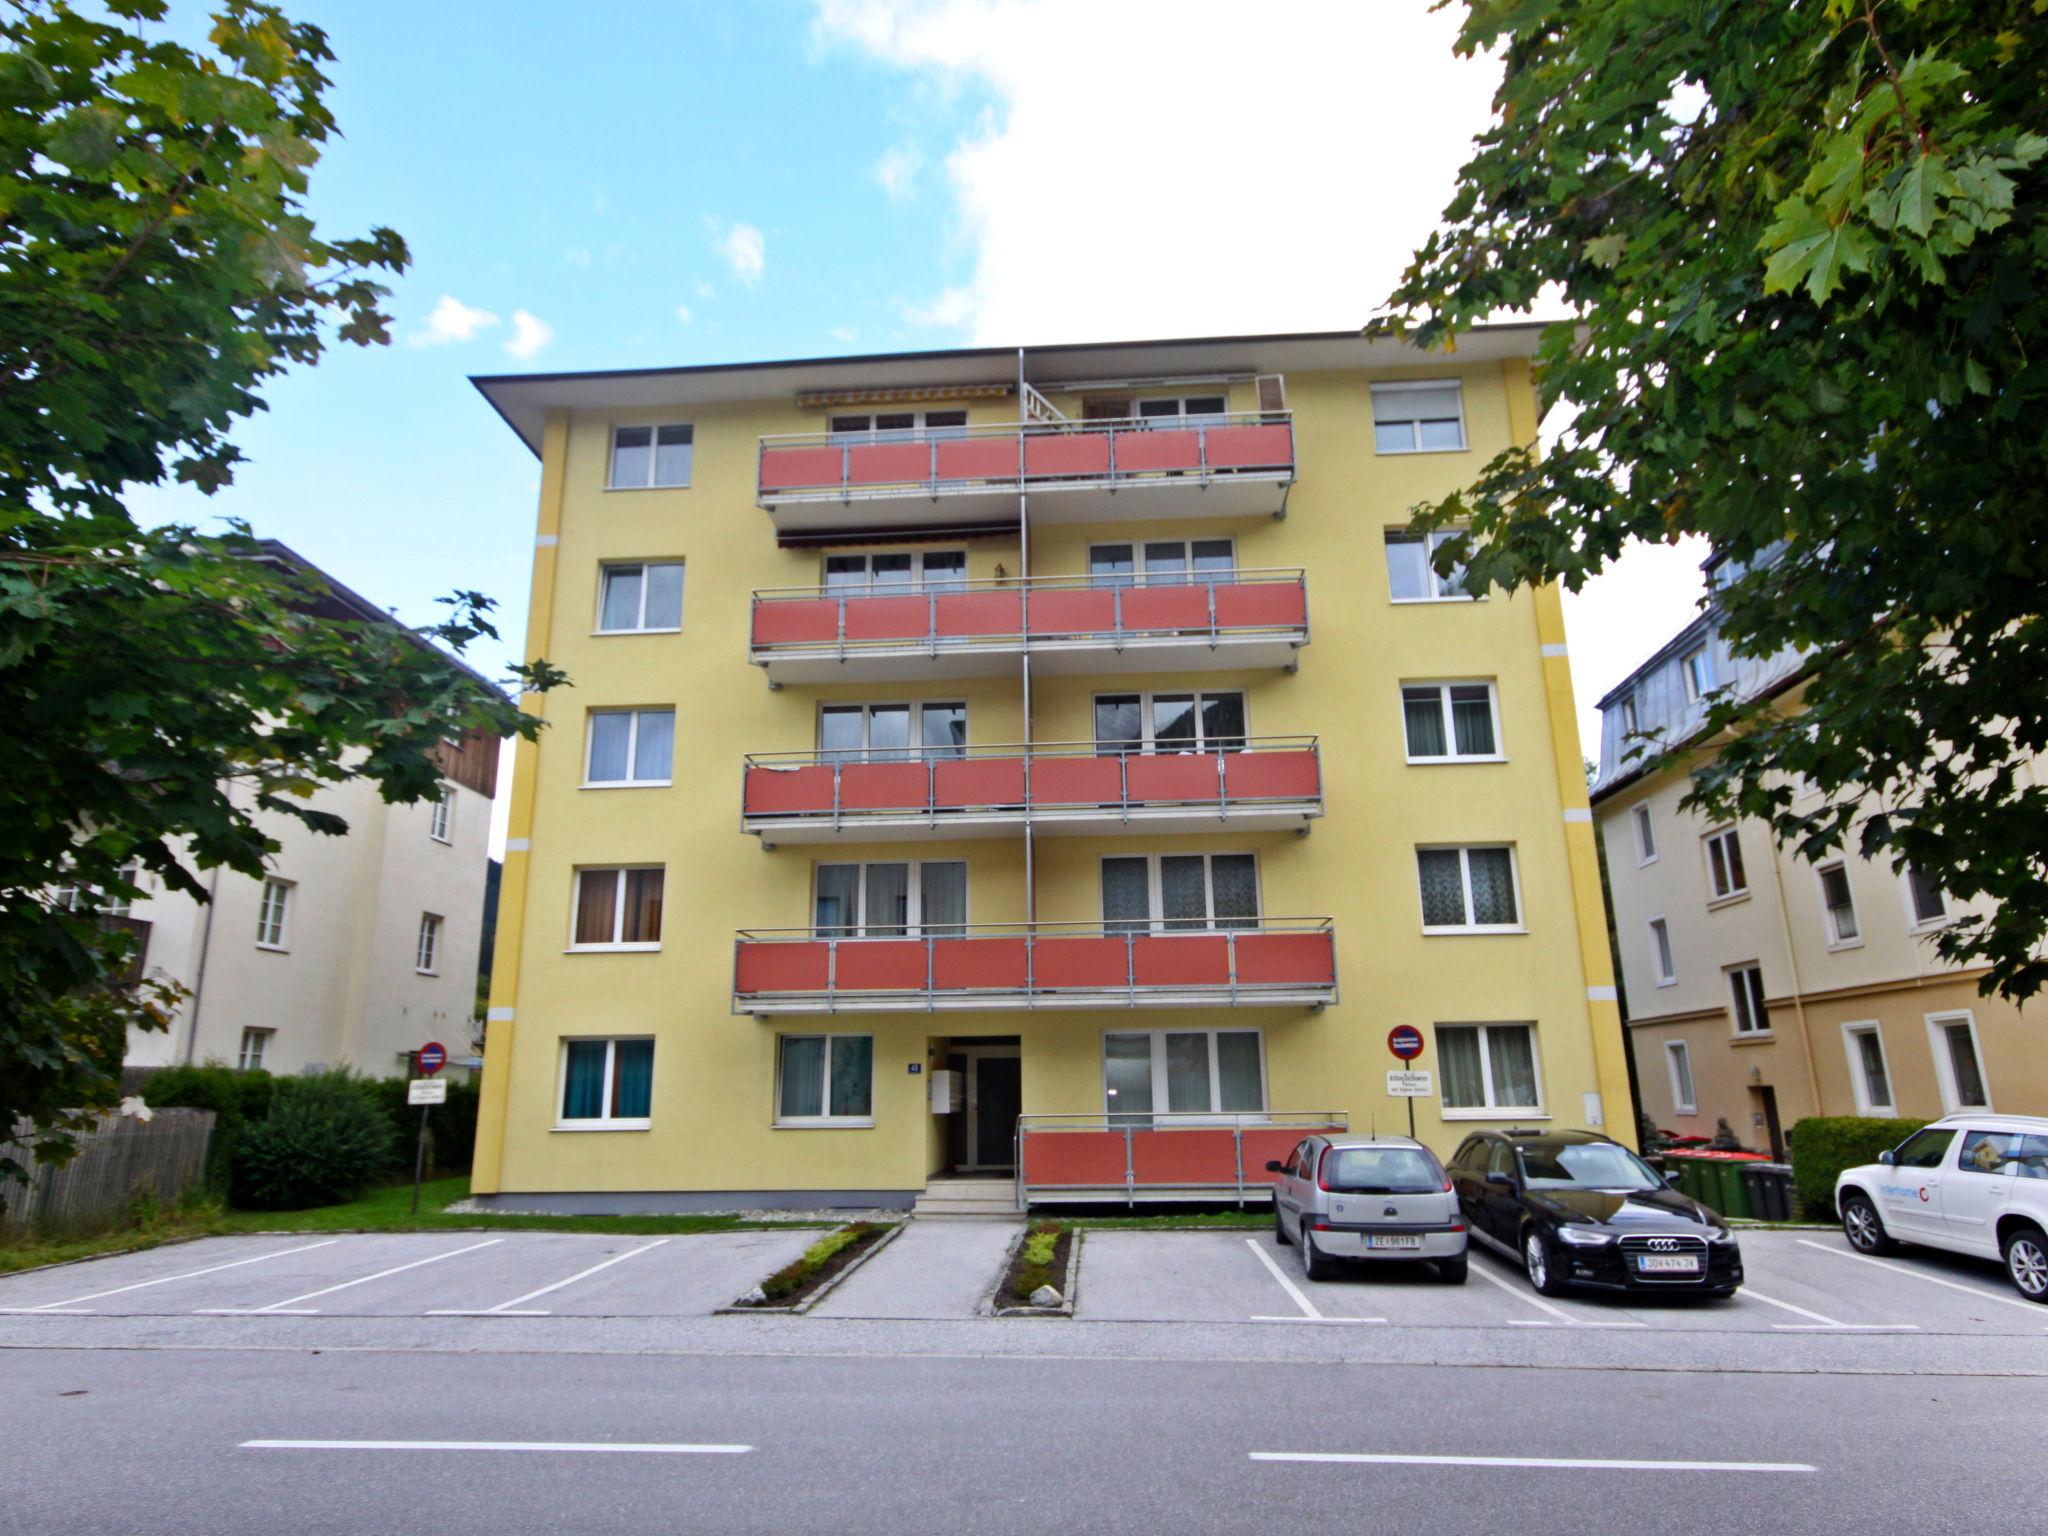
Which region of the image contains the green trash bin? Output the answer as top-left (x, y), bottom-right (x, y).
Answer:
top-left (1666, 1153), bottom-right (1709, 1207)
top-left (1709, 1157), bottom-right (1756, 1220)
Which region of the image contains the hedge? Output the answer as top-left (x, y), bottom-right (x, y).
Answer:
top-left (231, 1072), bottom-right (397, 1210)
top-left (139, 1062), bottom-right (278, 1193)
top-left (1786, 1115), bottom-right (1930, 1219)
top-left (358, 1074), bottom-right (482, 1177)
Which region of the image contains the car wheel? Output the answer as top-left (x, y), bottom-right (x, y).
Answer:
top-left (1523, 1229), bottom-right (1568, 1296)
top-left (1274, 1204), bottom-right (1292, 1247)
top-left (1437, 1255), bottom-right (1468, 1285)
top-left (1841, 1193), bottom-right (1897, 1256)
top-left (2003, 1225), bottom-right (2048, 1304)
top-left (1300, 1223), bottom-right (1335, 1281)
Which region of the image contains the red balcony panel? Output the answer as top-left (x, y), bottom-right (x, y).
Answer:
top-left (1114, 429), bottom-right (1202, 473)
top-left (736, 941), bottom-right (829, 995)
top-left (1025, 587), bottom-right (1115, 636)
top-left (1032, 935), bottom-right (1132, 990)
top-left (1124, 752), bottom-right (1224, 804)
top-left (845, 441), bottom-right (932, 486)
top-left (836, 761), bottom-right (931, 812)
top-left (933, 589), bottom-right (1022, 639)
top-left (1240, 1126), bottom-right (1344, 1185)
top-left (933, 755), bottom-right (1025, 809)
top-left (1232, 932), bottom-right (1336, 988)
top-left (751, 599), bottom-right (840, 647)
top-left (841, 595), bottom-right (934, 642)
top-left (1130, 934), bottom-right (1230, 988)
top-left (1212, 580), bottom-right (1307, 630)
top-left (760, 446), bottom-right (844, 493)
top-left (1130, 1127), bottom-right (1239, 1185)
top-left (932, 936), bottom-right (1029, 991)
top-left (935, 435), bottom-right (1020, 481)
top-left (1221, 749), bottom-right (1320, 803)
top-left (1202, 423), bottom-right (1294, 471)
top-left (743, 764), bottom-right (837, 816)
top-left (1021, 1130), bottom-right (1129, 1189)
top-left (1117, 584), bottom-right (1210, 632)
top-left (1024, 431), bottom-right (1111, 479)
top-left (833, 940), bottom-right (929, 990)
top-left (1027, 754), bottom-right (1124, 807)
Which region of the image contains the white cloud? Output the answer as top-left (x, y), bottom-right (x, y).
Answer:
top-left (873, 143), bottom-right (924, 201)
top-left (409, 294), bottom-right (500, 347)
top-left (504, 310), bottom-right (554, 360)
top-left (898, 285), bottom-right (976, 328)
top-left (694, 278), bottom-right (717, 301)
top-left (675, 304), bottom-right (695, 325)
top-left (832, 324), bottom-right (859, 343)
top-left (716, 221), bottom-right (766, 285)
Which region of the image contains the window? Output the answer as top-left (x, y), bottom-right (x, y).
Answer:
top-left (256, 878), bottom-right (292, 950)
top-left (1100, 853), bottom-right (1259, 933)
top-left (1133, 394), bottom-right (1227, 426)
top-left (1681, 646), bottom-right (1714, 701)
top-left (813, 861), bottom-right (966, 937)
top-left (1665, 1041), bottom-right (1697, 1116)
top-left (1703, 827), bottom-right (1748, 901)
top-left (1087, 539), bottom-right (1234, 588)
top-left (1402, 682), bottom-right (1500, 760)
top-left (1619, 695), bottom-right (1640, 736)
top-left (1371, 380), bottom-right (1466, 453)
top-left (1384, 530), bottom-right (1470, 601)
top-left (776, 1034), bottom-right (873, 1124)
top-left (585, 709), bottom-right (675, 786)
top-left (1436, 1023), bottom-right (1541, 1113)
top-left (1631, 803), bottom-right (1658, 864)
top-left (1959, 1130), bottom-right (2026, 1177)
top-left (1415, 846), bottom-right (1521, 932)
top-left (1892, 1127), bottom-right (1955, 1169)
top-left (559, 1038), bottom-right (654, 1127)
top-left (49, 859), bottom-right (142, 915)
top-left (1928, 1013), bottom-right (1990, 1111)
top-left (1844, 1024), bottom-right (1894, 1114)
top-left (1093, 691), bottom-right (1245, 752)
top-left (1103, 1028), bottom-right (1265, 1122)
top-left (1648, 918), bottom-right (1676, 985)
top-left (571, 867), bottom-right (665, 949)
top-left (597, 561), bottom-right (685, 632)
top-left (1727, 962), bottom-right (1769, 1035)
top-left (609, 424), bottom-right (692, 489)
top-left (428, 787), bottom-right (452, 844)
top-left (1818, 863), bottom-right (1860, 945)
top-left (237, 1028), bottom-right (271, 1072)
top-left (1906, 866), bottom-right (1948, 926)
top-left (819, 702), bottom-right (965, 762)
top-left (2012, 1135), bottom-right (2048, 1180)
top-left (415, 913), bottom-right (442, 975)
top-left (827, 409), bottom-right (967, 440)
top-left (822, 549), bottom-right (966, 593)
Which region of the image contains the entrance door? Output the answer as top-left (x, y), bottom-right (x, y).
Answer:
top-left (968, 1054), bottom-right (1022, 1171)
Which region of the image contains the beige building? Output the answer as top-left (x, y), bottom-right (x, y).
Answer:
top-left (1592, 558), bottom-right (2044, 1153)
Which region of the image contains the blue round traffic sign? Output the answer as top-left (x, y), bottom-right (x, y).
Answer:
top-left (417, 1041), bottom-right (447, 1076)
top-left (1388, 1026), bottom-right (1425, 1061)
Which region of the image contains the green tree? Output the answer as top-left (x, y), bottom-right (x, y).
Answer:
top-left (1381, 1), bottom-right (2048, 1000)
top-left (0, 2), bottom-right (561, 1178)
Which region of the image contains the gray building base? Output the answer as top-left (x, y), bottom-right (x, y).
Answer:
top-left (467, 1189), bottom-right (920, 1216)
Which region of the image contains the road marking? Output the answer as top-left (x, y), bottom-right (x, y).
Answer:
top-left (426, 1239), bottom-right (670, 1316)
top-left (241, 1440), bottom-right (750, 1456)
top-left (1737, 1286), bottom-right (1919, 1332)
top-left (1245, 1238), bottom-right (1321, 1320)
top-left (200, 1239), bottom-right (503, 1314)
top-left (1797, 1238), bottom-right (2047, 1316)
top-left (1250, 1452), bottom-right (1815, 1473)
top-left (0, 1241), bottom-right (341, 1313)
top-left (1466, 1252), bottom-right (1645, 1327)
top-left (1249, 1316), bottom-right (1386, 1325)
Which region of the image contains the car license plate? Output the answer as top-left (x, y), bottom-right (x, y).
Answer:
top-left (1635, 1254), bottom-right (1700, 1273)
top-left (1366, 1235), bottom-right (1423, 1251)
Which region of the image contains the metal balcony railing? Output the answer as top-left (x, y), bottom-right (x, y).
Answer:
top-left (1014, 1110), bottom-right (1351, 1208)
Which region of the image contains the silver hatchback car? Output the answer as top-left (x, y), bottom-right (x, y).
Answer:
top-left (1267, 1135), bottom-right (1468, 1283)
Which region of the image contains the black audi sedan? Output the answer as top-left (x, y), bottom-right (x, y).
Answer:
top-left (1447, 1129), bottom-right (1742, 1297)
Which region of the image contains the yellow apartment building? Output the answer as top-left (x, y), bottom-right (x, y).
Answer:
top-left (467, 327), bottom-right (1631, 1212)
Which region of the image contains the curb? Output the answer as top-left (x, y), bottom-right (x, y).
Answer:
top-left (986, 1225), bottom-right (1083, 1318)
top-left (715, 1220), bottom-right (906, 1315)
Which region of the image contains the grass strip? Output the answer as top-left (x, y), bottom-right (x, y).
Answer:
top-left (748, 1222), bottom-right (888, 1306)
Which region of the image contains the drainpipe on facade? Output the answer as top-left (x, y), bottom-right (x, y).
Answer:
top-left (181, 865), bottom-right (224, 1063)
top-left (1767, 845), bottom-right (1824, 1119)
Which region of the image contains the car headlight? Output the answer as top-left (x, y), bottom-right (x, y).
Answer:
top-left (1707, 1227), bottom-right (1738, 1244)
top-left (1554, 1226), bottom-right (1614, 1246)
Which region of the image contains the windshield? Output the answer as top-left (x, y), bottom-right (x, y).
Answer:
top-left (1323, 1146), bottom-right (1443, 1193)
top-left (1517, 1141), bottom-right (1664, 1193)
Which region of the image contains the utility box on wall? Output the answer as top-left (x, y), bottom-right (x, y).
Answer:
top-left (928, 1069), bottom-right (963, 1115)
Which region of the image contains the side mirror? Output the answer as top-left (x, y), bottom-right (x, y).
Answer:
top-left (1664, 1170), bottom-right (1682, 1186)
top-left (1878, 1151), bottom-right (1896, 1166)
top-left (1485, 1171), bottom-right (1514, 1188)
top-left (1264, 1160), bottom-right (1286, 1174)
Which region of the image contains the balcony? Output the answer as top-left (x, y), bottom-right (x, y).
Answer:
top-left (732, 919), bottom-right (1337, 1014)
top-left (755, 415), bottom-right (1295, 539)
top-left (741, 738), bottom-right (1322, 842)
top-left (1016, 1112), bottom-right (1350, 1207)
top-left (750, 569), bottom-right (1309, 684)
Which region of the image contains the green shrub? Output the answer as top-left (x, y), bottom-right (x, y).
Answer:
top-left (230, 1073), bottom-right (397, 1210)
top-left (140, 1062), bottom-right (277, 1192)
top-left (358, 1074), bottom-right (482, 1175)
top-left (1786, 1116), bottom-right (1930, 1218)
top-left (758, 1222), bottom-right (881, 1302)
top-left (1011, 1221), bottom-right (1066, 1301)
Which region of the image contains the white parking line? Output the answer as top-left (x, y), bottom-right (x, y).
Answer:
top-left (1242, 1237), bottom-right (1380, 1322)
top-left (199, 1239), bottom-right (503, 1314)
top-left (1249, 1316), bottom-right (1386, 1325)
top-left (0, 1240), bottom-right (340, 1314)
top-left (242, 1440), bottom-right (750, 1456)
top-left (1467, 1251), bottom-right (1645, 1328)
top-left (1251, 1452), bottom-right (1815, 1473)
top-left (426, 1239), bottom-right (670, 1316)
top-left (1739, 1286), bottom-right (1919, 1332)
top-left (1796, 1238), bottom-right (2047, 1317)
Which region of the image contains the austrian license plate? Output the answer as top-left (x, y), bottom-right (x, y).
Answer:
top-left (1366, 1235), bottom-right (1423, 1251)
top-left (1635, 1254), bottom-right (1700, 1273)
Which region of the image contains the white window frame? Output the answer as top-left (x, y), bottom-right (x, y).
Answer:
top-left (428, 786), bottom-right (453, 844)
top-left (1631, 803), bottom-right (1658, 865)
top-left (1400, 680), bottom-right (1504, 763)
top-left (1130, 393), bottom-right (1229, 426)
top-left (1435, 1022), bottom-right (1545, 1118)
top-left (774, 1033), bottom-right (876, 1128)
top-left (568, 866), bottom-right (665, 952)
top-left (583, 708), bottom-right (675, 788)
top-left (1815, 860), bottom-right (1862, 949)
top-left (607, 423), bottom-right (692, 490)
top-left (1086, 537), bottom-right (1238, 587)
top-left (256, 878), bottom-right (293, 951)
top-left (1415, 844), bottom-right (1525, 934)
top-left (1100, 1027), bottom-right (1268, 1118)
top-left (416, 912), bottom-right (442, 976)
top-left (1097, 852), bottom-right (1262, 934)
top-left (595, 560), bottom-right (685, 634)
top-left (237, 1027), bottom-right (272, 1072)
top-left (1664, 1040), bottom-right (1698, 1116)
top-left (1619, 695), bottom-right (1640, 736)
top-left (812, 860), bottom-right (968, 938)
top-left (1370, 379), bottom-right (1468, 454)
top-left (817, 700), bottom-right (967, 761)
top-left (1901, 865), bottom-right (1950, 930)
top-left (826, 409), bottom-right (968, 441)
top-left (1925, 1010), bottom-right (1992, 1112)
top-left (554, 1036), bottom-right (655, 1131)
top-left (1702, 826), bottom-right (1748, 903)
top-left (1726, 962), bottom-right (1770, 1037)
top-left (820, 548), bottom-right (968, 592)
top-left (1091, 689), bottom-right (1248, 752)
top-left (1681, 646), bottom-right (1714, 701)
top-left (1384, 529), bottom-right (1474, 603)
top-left (1647, 917), bottom-right (1677, 987)
top-left (1842, 1021), bottom-right (1895, 1117)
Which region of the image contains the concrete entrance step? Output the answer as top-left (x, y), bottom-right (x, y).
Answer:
top-left (912, 1177), bottom-right (1019, 1220)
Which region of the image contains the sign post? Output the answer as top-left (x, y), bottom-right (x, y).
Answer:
top-left (409, 1042), bottom-right (447, 1215)
top-left (1387, 1026), bottom-right (1426, 1139)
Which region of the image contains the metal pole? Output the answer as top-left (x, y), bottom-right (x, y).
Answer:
top-left (411, 1104), bottom-right (430, 1214)
top-left (1406, 1095), bottom-right (1415, 1141)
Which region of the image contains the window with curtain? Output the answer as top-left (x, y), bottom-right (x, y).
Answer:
top-left (1665, 1043), bottom-right (1697, 1115)
top-left (1704, 828), bottom-right (1748, 900)
top-left (1104, 1029), bottom-right (1265, 1121)
top-left (1101, 858), bottom-right (1151, 933)
top-left (1094, 690), bottom-right (1246, 751)
top-left (1090, 538), bottom-right (1235, 586)
top-left (1416, 846), bottom-right (1520, 930)
top-left (1100, 853), bottom-right (1259, 932)
top-left (609, 424), bottom-right (692, 488)
top-left (573, 867), bottom-right (664, 947)
top-left (812, 862), bottom-right (965, 937)
top-left (1849, 1026), bottom-right (1893, 1112)
top-left (1726, 963), bottom-right (1769, 1034)
top-left (1819, 864), bottom-right (1860, 943)
top-left (1435, 1024), bottom-right (1541, 1112)
top-left (598, 561), bottom-right (684, 631)
top-left (777, 1035), bottom-right (873, 1123)
top-left (559, 1038), bottom-right (654, 1125)
top-left (822, 549), bottom-right (966, 592)
top-left (586, 709), bottom-right (675, 785)
top-left (1401, 682), bottom-right (1498, 760)
top-left (1938, 1018), bottom-right (1988, 1108)
top-left (819, 702), bottom-right (965, 762)
top-left (1371, 381), bottom-right (1465, 453)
